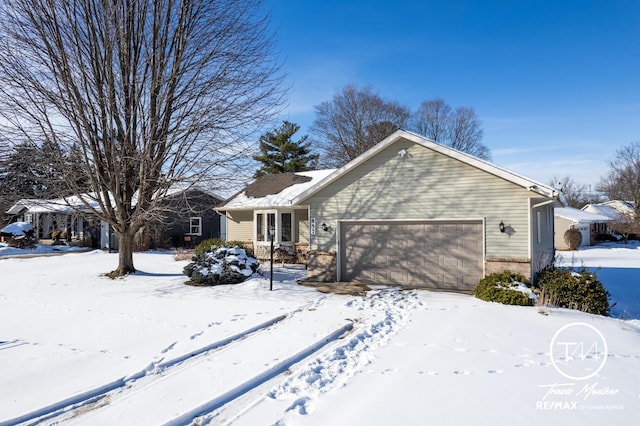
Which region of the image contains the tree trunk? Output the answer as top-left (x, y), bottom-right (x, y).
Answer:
top-left (115, 230), bottom-right (136, 275)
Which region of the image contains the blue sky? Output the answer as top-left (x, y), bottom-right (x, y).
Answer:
top-left (268, 0), bottom-right (640, 195)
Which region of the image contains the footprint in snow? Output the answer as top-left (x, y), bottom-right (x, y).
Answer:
top-left (453, 370), bottom-right (472, 375)
top-left (488, 369), bottom-right (504, 374)
top-left (190, 331), bottom-right (203, 340)
top-left (286, 396), bottom-right (311, 415)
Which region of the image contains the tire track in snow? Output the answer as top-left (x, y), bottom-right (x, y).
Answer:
top-left (1, 298), bottom-right (327, 426)
top-left (265, 288), bottom-right (422, 419)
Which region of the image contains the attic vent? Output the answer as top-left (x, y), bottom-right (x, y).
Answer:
top-left (245, 173), bottom-right (312, 198)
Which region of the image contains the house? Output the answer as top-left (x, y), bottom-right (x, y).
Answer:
top-left (582, 200), bottom-right (636, 222)
top-left (6, 195), bottom-right (100, 244)
top-left (554, 206), bottom-right (611, 250)
top-left (220, 130), bottom-right (559, 292)
top-left (6, 186), bottom-right (225, 250)
top-left (582, 200), bottom-right (637, 239)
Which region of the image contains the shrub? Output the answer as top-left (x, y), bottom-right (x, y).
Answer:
top-left (594, 233), bottom-right (618, 243)
top-left (536, 267), bottom-right (611, 316)
top-left (194, 238), bottom-right (225, 256)
top-left (563, 228), bottom-right (582, 250)
top-left (7, 234), bottom-right (37, 249)
top-left (184, 245), bottom-right (259, 285)
top-left (193, 238), bottom-right (252, 257)
top-left (474, 271), bottom-right (536, 306)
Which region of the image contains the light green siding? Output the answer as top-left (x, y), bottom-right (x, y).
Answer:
top-left (295, 208), bottom-right (309, 243)
top-left (306, 138), bottom-right (552, 260)
top-left (225, 210), bottom-right (253, 241)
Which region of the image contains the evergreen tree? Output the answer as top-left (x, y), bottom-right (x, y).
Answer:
top-left (253, 121), bottom-right (319, 177)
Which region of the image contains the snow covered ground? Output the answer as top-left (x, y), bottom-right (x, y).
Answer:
top-left (0, 243), bottom-right (638, 425)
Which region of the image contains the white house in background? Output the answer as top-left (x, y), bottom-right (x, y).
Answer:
top-left (582, 200), bottom-right (636, 222)
top-left (6, 196), bottom-right (100, 243)
top-left (554, 207), bottom-right (611, 250)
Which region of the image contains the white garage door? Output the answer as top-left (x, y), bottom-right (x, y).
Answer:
top-left (340, 220), bottom-right (483, 292)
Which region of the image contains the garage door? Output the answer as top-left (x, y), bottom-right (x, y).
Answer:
top-left (340, 220), bottom-right (483, 291)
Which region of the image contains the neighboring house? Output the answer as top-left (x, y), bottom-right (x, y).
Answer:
top-left (582, 200), bottom-right (638, 238)
top-left (6, 187), bottom-right (225, 250)
top-left (221, 130), bottom-right (559, 292)
top-left (582, 200), bottom-right (636, 224)
top-left (6, 195), bottom-right (100, 244)
top-left (144, 187), bottom-right (225, 248)
top-left (554, 206), bottom-right (610, 250)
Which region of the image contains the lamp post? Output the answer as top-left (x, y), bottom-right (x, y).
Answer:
top-left (269, 225), bottom-right (275, 291)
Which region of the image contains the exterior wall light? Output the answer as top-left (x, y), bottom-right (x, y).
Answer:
top-left (321, 223), bottom-right (329, 232)
top-left (499, 221), bottom-right (506, 233)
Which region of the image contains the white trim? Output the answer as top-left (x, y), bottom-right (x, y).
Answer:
top-left (293, 129), bottom-right (558, 205)
top-left (527, 199), bottom-right (532, 260)
top-left (188, 217), bottom-right (202, 236)
top-left (254, 209), bottom-right (296, 244)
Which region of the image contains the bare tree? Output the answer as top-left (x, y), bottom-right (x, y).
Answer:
top-left (598, 142), bottom-right (640, 209)
top-left (311, 84), bottom-right (410, 168)
top-left (410, 98), bottom-right (490, 160)
top-left (597, 141), bottom-right (640, 237)
top-left (0, 0), bottom-right (284, 275)
top-left (551, 175), bottom-right (588, 208)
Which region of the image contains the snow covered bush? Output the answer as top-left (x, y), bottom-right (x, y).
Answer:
top-left (536, 267), bottom-right (611, 316)
top-left (1, 222), bottom-right (37, 249)
top-left (183, 245), bottom-right (259, 286)
top-left (474, 271), bottom-right (536, 306)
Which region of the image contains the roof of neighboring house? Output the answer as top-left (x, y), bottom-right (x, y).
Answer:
top-left (293, 130), bottom-right (559, 205)
top-left (582, 200), bottom-right (635, 221)
top-left (555, 207), bottom-right (611, 224)
top-left (220, 170), bottom-right (336, 209)
top-left (6, 195), bottom-right (100, 215)
top-left (6, 183), bottom-right (225, 216)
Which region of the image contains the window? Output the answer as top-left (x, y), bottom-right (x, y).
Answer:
top-left (255, 210), bottom-right (293, 243)
top-left (24, 213), bottom-right (33, 224)
top-left (281, 212), bottom-right (292, 242)
top-left (189, 217), bottom-right (202, 236)
top-left (255, 212), bottom-right (276, 242)
top-left (267, 213), bottom-right (275, 240)
top-left (256, 213), bottom-right (264, 241)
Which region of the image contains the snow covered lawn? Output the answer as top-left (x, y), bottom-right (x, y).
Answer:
top-left (0, 245), bottom-right (638, 425)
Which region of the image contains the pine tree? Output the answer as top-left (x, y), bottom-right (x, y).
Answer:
top-left (253, 121), bottom-right (319, 178)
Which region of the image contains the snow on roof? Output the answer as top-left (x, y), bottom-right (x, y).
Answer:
top-left (0, 221), bottom-right (33, 236)
top-left (555, 207), bottom-right (611, 224)
top-left (6, 182), bottom-right (224, 216)
top-left (6, 196), bottom-right (100, 215)
top-left (221, 170), bottom-right (336, 209)
top-left (582, 201), bottom-right (635, 221)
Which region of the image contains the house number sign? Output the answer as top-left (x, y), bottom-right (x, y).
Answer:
top-left (310, 217), bottom-right (316, 236)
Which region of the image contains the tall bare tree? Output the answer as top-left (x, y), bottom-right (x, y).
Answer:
top-left (598, 142), bottom-right (640, 209)
top-left (311, 84), bottom-right (410, 168)
top-left (551, 175), bottom-right (589, 208)
top-left (0, 0), bottom-right (284, 274)
top-left (597, 141), bottom-right (640, 236)
top-left (410, 98), bottom-right (490, 160)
